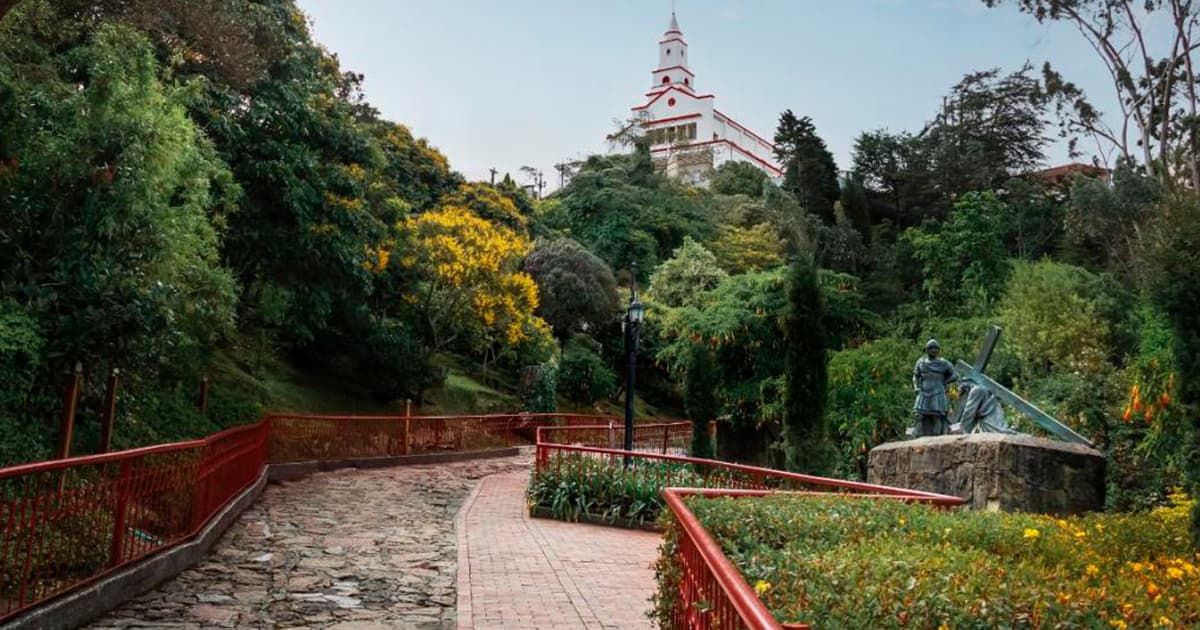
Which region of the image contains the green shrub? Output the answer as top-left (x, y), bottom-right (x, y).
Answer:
top-left (527, 454), bottom-right (704, 525)
top-left (654, 493), bottom-right (1199, 629)
top-left (557, 337), bottom-right (616, 406)
top-left (522, 362), bottom-right (558, 413)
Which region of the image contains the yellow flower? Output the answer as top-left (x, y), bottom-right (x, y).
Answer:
top-left (1095, 523), bottom-right (1105, 532)
top-left (1109, 621), bottom-right (1127, 630)
top-left (1157, 617), bottom-right (1173, 628)
top-left (1131, 562), bottom-right (1145, 573)
top-left (754, 580), bottom-right (771, 595)
top-left (1023, 528), bottom-right (1040, 540)
top-left (938, 623), bottom-right (951, 630)
top-left (1166, 567), bottom-right (1184, 580)
top-left (1086, 564), bottom-right (1099, 577)
top-left (898, 517), bottom-right (906, 527)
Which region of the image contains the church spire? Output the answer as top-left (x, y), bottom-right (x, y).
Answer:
top-left (654, 9), bottom-right (693, 91)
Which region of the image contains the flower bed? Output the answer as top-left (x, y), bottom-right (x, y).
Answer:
top-left (527, 452), bottom-right (704, 526)
top-left (654, 492), bottom-right (1199, 629)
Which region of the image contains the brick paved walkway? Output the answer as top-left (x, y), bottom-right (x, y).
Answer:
top-left (456, 471), bottom-right (660, 630)
top-left (85, 454), bottom-right (661, 630)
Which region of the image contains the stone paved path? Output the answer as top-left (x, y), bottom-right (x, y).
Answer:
top-left (89, 456), bottom-right (531, 630)
top-left (87, 454), bottom-right (662, 630)
top-left (457, 472), bottom-right (660, 630)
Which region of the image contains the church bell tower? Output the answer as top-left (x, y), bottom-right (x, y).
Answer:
top-left (650, 13), bottom-right (694, 93)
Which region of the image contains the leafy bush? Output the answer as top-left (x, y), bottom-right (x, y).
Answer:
top-left (654, 492), bottom-right (1199, 629)
top-left (522, 362), bottom-right (558, 413)
top-left (557, 337), bottom-right (617, 406)
top-left (527, 454), bottom-right (704, 525)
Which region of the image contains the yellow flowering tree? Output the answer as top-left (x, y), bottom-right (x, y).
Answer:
top-left (402, 206), bottom-right (546, 357)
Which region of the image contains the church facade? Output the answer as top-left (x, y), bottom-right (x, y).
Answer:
top-left (629, 13), bottom-right (783, 184)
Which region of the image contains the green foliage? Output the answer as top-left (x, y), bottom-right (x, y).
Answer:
top-left (526, 453), bottom-right (704, 525)
top-left (647, 237), bottom-right (728, 308)
top-left (782, 259), bottom-right (831, 474)
top-left (999, 176), bottom-right (1064, 259)
top-left (1065, 160), bottom-right (1161, 272)
top-left (901, 191), bottom-right (1011, 314)
top-left (557, 336), bottom-right (617, 406)
top-left (656, 493), bottom-right (1198, 629)
top-left (709, 161), bottom-right (767, 197)
top-left (774, 110), bottom-right (840, 223)
top-left (707, 223), bottom-right (786, 273)
top-left (683, 342), bottom-right (718, 459)
top-left (521, 362), bottom-right (558, 413)
top-left (826, 337), bottom-right (913, 479)
top-left (524, 238), bottom-right (618, 339)
top-left (439, 182), bottom-right (528, 232)
top-left (997, 260), bottom-right (1127, 376)
top-left (554, 150), bottom-right (714, 274)
top-left (658, 268), bottom-right (788, 445)
top-left (1145, 192), bottom-right (1200, 546)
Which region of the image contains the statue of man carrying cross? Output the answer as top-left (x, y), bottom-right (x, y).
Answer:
top-left (905, 325), bottom-right (1095, 447)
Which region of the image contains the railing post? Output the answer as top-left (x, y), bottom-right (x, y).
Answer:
top-left (403, 400), bottom-right (411, 455)
top-left (661, 424), bottom-right (670, 454)
top-left (57, 363), bottom-right (82, 460)
top-left (99, 368), bottom-right (120, 454)
top-left (197, 377), bottom-right (209, 416)
top-left (109, 459), bottom-right (133, 567)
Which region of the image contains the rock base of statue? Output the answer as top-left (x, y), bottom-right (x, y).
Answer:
top-left (867, 433), bottom-right (1105, 515)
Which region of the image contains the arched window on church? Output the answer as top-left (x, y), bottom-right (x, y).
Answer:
top-left (684, 78), bottom-right (690, 86)
top-left (662, 76), bottom-right (670, 84)
top-left (667, 49), bottom-right (671, 55)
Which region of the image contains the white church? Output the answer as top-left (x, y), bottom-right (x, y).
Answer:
top-left (627, 12), bottom-right (783, 184)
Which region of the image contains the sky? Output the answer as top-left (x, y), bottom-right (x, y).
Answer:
top-left (295, 0), bottom-right (1116, 192)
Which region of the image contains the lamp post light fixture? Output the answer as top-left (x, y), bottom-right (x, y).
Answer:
top-left (623, 271), bottom-right (646, 462)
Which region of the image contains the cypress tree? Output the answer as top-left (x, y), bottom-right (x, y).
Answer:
top-left (684, 341), bottom-right (718, 459)
top-left (782, 257), bottom-right (830, 473)
top-left (774, 110), bottom-right (841, 224)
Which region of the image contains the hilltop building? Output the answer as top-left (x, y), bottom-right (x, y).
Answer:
top-left (627, 12), bottom-right (782, 184)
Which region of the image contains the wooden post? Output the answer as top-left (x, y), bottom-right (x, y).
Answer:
top-left (57, 363), bottom-right (82, 460)
top-left (99, 369), bottom-right (120, 454)
top-left (197, 377), bottom-right (209, 416)
top-left (661, 424), bottom-right (670, 454)
top-left (403, 399), bottom-right (411, 455)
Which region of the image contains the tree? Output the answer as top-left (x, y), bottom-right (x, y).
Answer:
top-left (851, 129), bottom-right (937, 224)
top-left (710, 161), bottom-right (767, 197)
top-left (1064, 160), bottom-right (1161, 272)
top-left (683, 342), bottom-right (718, 459)
top-left (555, 149), bottom-right (714, 275)
top-left (901, 192), bottom-right (1012, 314)
top-left (401, 206), bottom-right (546, 359)
top-left (708, 223), bottom-right (786, 273)
top-left (524, 238), bottom-right (619, 339)
top-left (999, 176), bottom-right (1065, 259)
top-left (923, 66), bottom-right (1050, 195)
top-left (782, 258), bottom-right (831, 474)
top-left (0, 22), bottom-right (238, 384)
top-left (774, 110), bottom-right (840, 223)
top-left (982, 0), bottom-right (1200, 187)
top-left (439, 182), bottom-right (529, 232)
top-left (1145, 191), bottom-right (1200, 546)
top-left (557, 336), bottom-right (617, 406)
top-left (647, 237), bottom-right (729, 308)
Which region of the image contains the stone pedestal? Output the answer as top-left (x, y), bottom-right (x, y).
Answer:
top-left (867, 433), bottom-right (1105, 514)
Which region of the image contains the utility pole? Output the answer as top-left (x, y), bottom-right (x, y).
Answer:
top-left (488, 168), bottom-right (498, 186)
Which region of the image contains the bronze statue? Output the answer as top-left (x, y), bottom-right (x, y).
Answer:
top-left (952, 380), bottom-right (1014, 434)
top-left (912, 339), bottom-right (957, 437)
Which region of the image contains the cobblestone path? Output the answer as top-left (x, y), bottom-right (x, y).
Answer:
top-left (89, 455), bottom-right (532, 630)
top-left (457, 472), bottom-right (660, 629)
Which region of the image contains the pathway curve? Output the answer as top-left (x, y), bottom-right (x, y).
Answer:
top-left (86, 454), bottom-right (662, 630)
top-left (456, 472), bottom-right (660, 630)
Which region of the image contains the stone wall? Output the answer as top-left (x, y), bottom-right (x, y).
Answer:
top-left (867, 433), bottom-right (1105, 514)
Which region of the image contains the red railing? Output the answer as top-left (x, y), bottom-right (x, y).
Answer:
top-left (532, 442), bottom-right (965, 629)
top-left (0, 412), bottom-right (674, 623)
top-left (536, 421), bottom-right (693, 454)
top-left (0, 421), bottom-right (269, 621)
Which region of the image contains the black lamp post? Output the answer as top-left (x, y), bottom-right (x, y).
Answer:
top-left (623, 272), bottom-right (646, 460)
